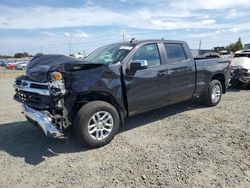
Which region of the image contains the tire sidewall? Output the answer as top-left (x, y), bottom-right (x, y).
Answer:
top-left (75, 102), bottom-right (120, 147)
top-left (208, 80), bottom-right (222, 106)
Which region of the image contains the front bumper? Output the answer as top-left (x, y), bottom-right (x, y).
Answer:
top-left (239, 76), bottom-right (250, 84)
top-left (239, 69), bottom-right (250, 84)
top-left (22, 104), bottom-right (61, 137)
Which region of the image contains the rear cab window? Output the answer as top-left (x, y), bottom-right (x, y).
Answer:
top-left (164, 43), bottom-right (187, 63)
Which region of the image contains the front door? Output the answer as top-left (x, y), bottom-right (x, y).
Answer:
top-left (123, 43), bottom-right (168, 115)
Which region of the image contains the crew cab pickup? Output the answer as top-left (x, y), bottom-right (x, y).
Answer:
top-left (14, 40), bottom-right (230, 147)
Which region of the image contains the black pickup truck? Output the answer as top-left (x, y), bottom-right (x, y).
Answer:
top-left (14, 40), bottom-right (230, 147)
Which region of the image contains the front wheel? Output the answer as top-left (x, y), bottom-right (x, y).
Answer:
top-left (74, 101), bottom-right (120, 148)
top-left (204, 80), bottom-right (222, 107)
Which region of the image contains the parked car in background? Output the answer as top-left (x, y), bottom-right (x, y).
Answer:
top-left (6, 61), bottom-right (25, 70)
top-left (202, 52), bottom-right (221, 58)
top-left (6, 62), bottom-right (19, 69)
top-left (244, 44), bottom-right (250, 50)
top-left (14, 39), bottom-right (230, 148)
top-left (16, 61), bottom-right (29, 70)
top-left (230, 50), bottom-right (250, 88)
top-left (0, 60), bottom-right (5, 66)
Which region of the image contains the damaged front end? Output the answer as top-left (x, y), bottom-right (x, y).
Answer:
top-left (14, 71), bottom-right (69, 137)
top-left (14, 53), bottom-right (125, 138)
top-left (239, 68), bottom-right (250, 86)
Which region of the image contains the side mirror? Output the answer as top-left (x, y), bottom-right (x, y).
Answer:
top-left (130, 60), bottom-right (148, 70)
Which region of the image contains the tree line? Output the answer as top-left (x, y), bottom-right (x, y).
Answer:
top-left (0, 52), bottom-right (32, 58)
top-left (225, 38), bottom-right (244, 53)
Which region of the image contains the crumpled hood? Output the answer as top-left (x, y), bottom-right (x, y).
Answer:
top-left (25, 54), bottom-right (101, 82)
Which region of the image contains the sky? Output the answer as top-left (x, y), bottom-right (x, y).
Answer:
top-left (0, 0), bottom-right (250, 55)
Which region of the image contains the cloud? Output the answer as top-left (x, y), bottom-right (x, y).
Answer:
top-left (170, 0), bottom-right (250, 10)
top-left (41, 31), bottom-right (55, 36)
top-left (64, 32), bottom-right (90, 38)
top-left (1, 0), bottom-right (250, 55)
top-left (64, 32), bottom-right (71, 37)
top-left (0, 1), bottom-right (249, 31)
top-left (0, 5), bottom-right (216, 30)
top-left (73, 32), bottom-right (90, 38)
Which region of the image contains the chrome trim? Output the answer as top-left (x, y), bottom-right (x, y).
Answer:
top-left (14, 80), bottom-right (50, 96)
top-left (22, 104), bottom-right (61, 137)
top-left (15, 84), bottom-right (50, 95)
top-left (239, 76), bottom-right (250, 83)
top-left (18, 80), bottom-right (49, 86)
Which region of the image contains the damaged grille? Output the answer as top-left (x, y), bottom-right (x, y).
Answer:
top-left (240, 68), bottom-right (249, 77)
top-left (14, 78), bottom-right (51, 109)
top-left (14, 90), bottom-right (51, 109)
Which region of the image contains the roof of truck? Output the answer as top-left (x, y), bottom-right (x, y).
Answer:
top-left (114, 39), bottom-right (186, 46)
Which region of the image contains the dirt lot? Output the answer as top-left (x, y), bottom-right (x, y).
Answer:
top-left (0, 67), bottom-right (24, 79)
top-left (0, 76), bottom-right (250, 188)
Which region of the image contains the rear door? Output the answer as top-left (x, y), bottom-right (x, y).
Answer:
top-left (123, 43), bottom-right (169, 115)
top-left (163, 43), bottom-right (196, 103)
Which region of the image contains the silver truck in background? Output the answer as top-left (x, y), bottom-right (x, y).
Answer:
top-left (230, 50), bottom-right (250, 89)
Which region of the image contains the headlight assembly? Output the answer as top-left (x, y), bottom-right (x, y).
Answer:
top-left (51, 72), bottom-right (62, 81)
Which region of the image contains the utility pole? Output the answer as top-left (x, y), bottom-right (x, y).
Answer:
top-left (68, 33), bottom-right (73, 55)
top-left (39, 46), bottom-right (43, 53)
top-left (198, 40), bottom-right (202, 55)
top-left (70, 34), bottom-right (73, 54)
top-left (68, 41), bottom-right (71, 55)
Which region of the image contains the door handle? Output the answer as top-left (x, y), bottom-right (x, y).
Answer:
top-left (157, 70), bottom-right (168, 77)
top-left (157, 73), bottom-right (165, 77)
top-left (187, 67), bottom-right (193, 72)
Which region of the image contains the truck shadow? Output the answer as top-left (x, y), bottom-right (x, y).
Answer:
top-left (122, 100), bottom-right (205, 132)
top-left (227, 85), bottom-right (249, 92)
top-left (0, 100), bottom-right (205, 166)
top-left (226, 87), bottom-right (242, 92)
top-left (0, 121), bottom-right (84, 165)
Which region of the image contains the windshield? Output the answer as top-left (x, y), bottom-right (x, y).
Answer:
top-left (84, 44), bottom-right (133, 64)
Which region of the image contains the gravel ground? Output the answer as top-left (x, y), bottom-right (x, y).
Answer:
top-left (0, 77), bottom-right (249, 188)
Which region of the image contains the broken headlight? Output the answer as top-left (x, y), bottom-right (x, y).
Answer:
top-left (50, 72), bottom-right (63, 82)
top-left (49, 72), bottom-right (66, 96)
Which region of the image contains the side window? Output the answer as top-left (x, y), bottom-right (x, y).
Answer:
top-left (164, 43), bottom-right (186, 62)
top-left (132, 44), bottom-right (161, 67)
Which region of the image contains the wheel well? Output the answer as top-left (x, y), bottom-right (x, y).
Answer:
top-left (211, 74), bottom-right (226, 93)
top-left (76, 92), bottom-right (126, 125)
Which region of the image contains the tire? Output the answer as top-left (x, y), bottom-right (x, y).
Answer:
top-left (74, 101), bottom-right (120, 148)
top-left (204, 80), bottom-right (222, 107)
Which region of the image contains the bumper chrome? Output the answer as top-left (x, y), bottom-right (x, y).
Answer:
top-left (22, 104), bottom-right (61, 137)
top-left (14, 79), bottom-right (50, 96)
top-left (239, 76), bottom-right (250, 83)
top-left (15, 84), bottom-right (50, 95)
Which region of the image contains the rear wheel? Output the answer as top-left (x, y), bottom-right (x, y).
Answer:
top-left (204, 80), bottom-right (222, 107)
top-left (74, 101), bottom-right (120, 148)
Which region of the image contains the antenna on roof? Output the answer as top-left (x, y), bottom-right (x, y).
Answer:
top-left (130, 38), bottom-right (135, 43)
